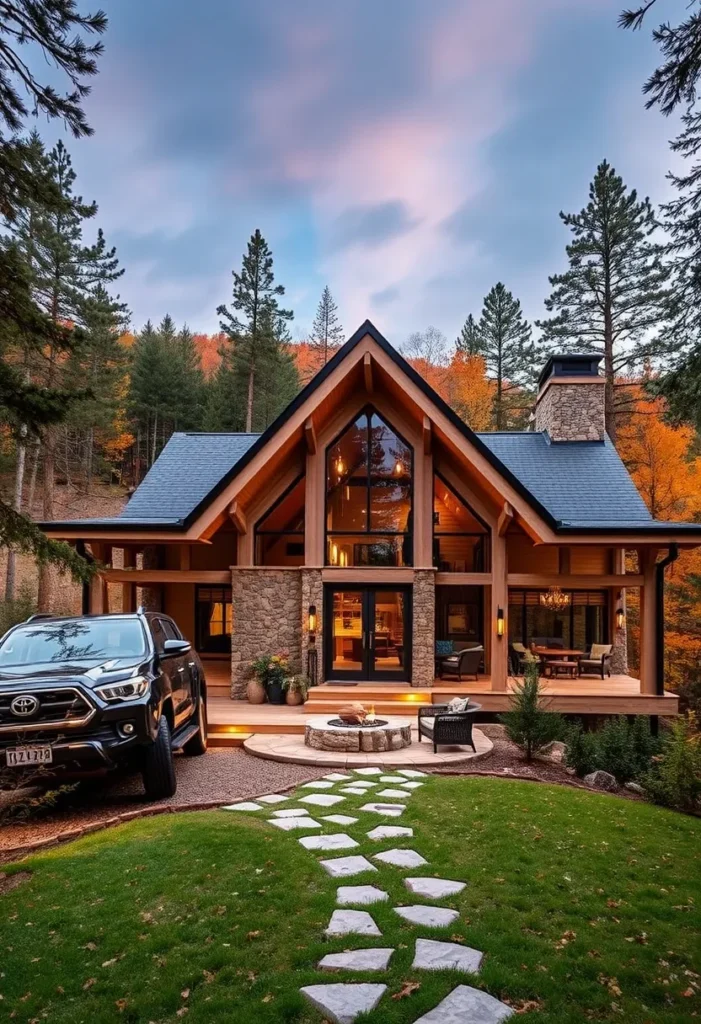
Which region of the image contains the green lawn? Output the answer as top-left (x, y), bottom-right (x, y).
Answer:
top-left (1, 776), bottom-right (699, 1023)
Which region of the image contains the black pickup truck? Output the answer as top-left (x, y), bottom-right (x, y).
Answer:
top-left (0, 610), bottom-right (207, 800)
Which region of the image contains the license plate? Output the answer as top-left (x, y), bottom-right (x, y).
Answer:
top-left (5, 746), bottom-right (53, 767)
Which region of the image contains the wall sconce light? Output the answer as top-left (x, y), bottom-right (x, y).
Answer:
top-left (615, 607), bottom-right (626, 630)
top-left (496, 607), bottom-right (505, 638)
top-left (308, 605), bottom-right (317, 633)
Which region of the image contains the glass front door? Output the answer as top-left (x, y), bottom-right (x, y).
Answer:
top-left (325, 586), bottom-right (410, 681)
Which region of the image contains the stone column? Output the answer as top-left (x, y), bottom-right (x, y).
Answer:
top-left (412, 570), bottom-right (435, 687)
top-left (138, 545), bottom-right (162, 611)
top-left (301, 568), bottom-right (324, 686)
top-left (230, 569), bottom-right (303, 699)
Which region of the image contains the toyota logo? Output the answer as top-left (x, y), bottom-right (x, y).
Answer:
top-left (10, 694), bottom-right (39, 717)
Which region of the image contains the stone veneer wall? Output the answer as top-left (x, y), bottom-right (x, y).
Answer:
top-left (610, 623), bottom-right (628, 675)
top-left (138, 545), bottom-right (163, 612)
top-left (301, 568), bottom-right (324, 685)
top-left (230, 569), bottom-right (303, 699)
top-left (535, 382), bottom-right (605, 442)
top-left (412, 570), bottom-right (435, 687)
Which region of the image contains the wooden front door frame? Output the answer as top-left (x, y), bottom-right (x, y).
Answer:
top-left (323, 583), bottom-right (412, 682)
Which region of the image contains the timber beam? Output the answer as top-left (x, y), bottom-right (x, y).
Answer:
top-left (363, 352), bottom-right (374, 393)
top-left (228, 501), bottom-right (247, 534)
top-left (304, 417), bottom-right (317, 454)
top-left (497, 502), bottom-right (514, 537)
top-left (423, 416), bottom-right (432, 456)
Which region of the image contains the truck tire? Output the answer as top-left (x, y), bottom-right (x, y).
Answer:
top-left (142, 715), bottom-right (177, 800)
top-left (183, 693), bottom-right (208, 756)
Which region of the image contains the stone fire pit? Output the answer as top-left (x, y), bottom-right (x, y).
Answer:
top-left (304, 714), bottom-right (412, 753)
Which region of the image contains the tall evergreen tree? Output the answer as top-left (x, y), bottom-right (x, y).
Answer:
top-left (217, 229), bottom-right (293, 432)
top-left (477, 283), bottom-right (537, 430)
top-left (309, 285), bottom-right (344, 365)
top-left (536, 161), bottom-right (671, 442)
top-left (456, 313), bottom-right (482, 355)
top-left (620, 1), bottom-right (701, 115)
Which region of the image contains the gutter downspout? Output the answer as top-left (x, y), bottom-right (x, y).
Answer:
top-left (655, 543), bottom-right (679, 697)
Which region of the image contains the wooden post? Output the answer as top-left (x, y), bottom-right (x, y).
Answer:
top-left (490, 530), bottom-right (508, 691)
top-left (122, 547), bottom-right (136, 614)
top-left (639, 548), bottom-right (658, 696)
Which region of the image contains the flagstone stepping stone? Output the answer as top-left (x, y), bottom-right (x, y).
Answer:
top-left (222, 802), bottom-right (262, 812)
top-left (268, 816), bottom-right (322, 831)
top-left (354, 767), bottom-right (383, 775)
top-left (302, 780), bottom-right (336, 789)
top-left (412, 984), bottom-right (513, 1023)
top-left (379, 775), bottom-right (405, 782)
top-left (299, 833), bottom-right (358, 851)
top-left (412, 938), bottom-right (483, 973)
top-left (398, 769), bottom-right (427, 778)
top-left (324, 773), bottom-right (353, 781)
top-left (256, 794), bottom-right (290, 804)
top-left (394, 905), bottom-right (460, 928)
top-left (376, 788), bottom-right (411, 799)
top-left (400, 781), bottom-right (424, 789)
top-left (359, 802), bottom-right (405, 817)
top-left (272, 808), bottom-right (310, 818)
top-left (325, 909), bottom-right (382, 937)
top-left (321, 814), bottom-right (359, 825)
top-left (320, 855), bottom-right (378, 878)
top-left (367, 825), bottom-right (414, 840)
top-left (318, 948), bottom-right (394, 972)
top-left (300, 983), bottom-right (387, 1024)
top-left (337, 885), bottom-right (389, 906)
top-left (405, 877), bottom-right (467, 899)
top-left (340, 786), bottom-right (374, 795)
top-left (300, 793), bottom-right (346, 807)
top-left (373, 848), bottom-right (428, 868)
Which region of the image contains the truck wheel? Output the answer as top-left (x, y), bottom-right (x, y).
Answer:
top-left (184, 694), bottom-right (208, 756)
top-left (142, 715), bottom-right (177, 800)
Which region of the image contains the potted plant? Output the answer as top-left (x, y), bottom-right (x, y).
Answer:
top-left (246, 671), bottom-right (266, 705)
top-left (283, 675), bottom-right (309, 706)
top-left (251, 653), bottom-right (289, 705)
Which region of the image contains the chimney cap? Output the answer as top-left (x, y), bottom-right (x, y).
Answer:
top-left (538, 352), bottom-right (603, 390)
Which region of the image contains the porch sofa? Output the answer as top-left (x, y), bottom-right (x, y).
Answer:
top-left (578, 643), bottom-right (613, 679)
top-left (418, 700), bottom-right (481, 753)
top-left (435, 643), bottom-right (483, 681)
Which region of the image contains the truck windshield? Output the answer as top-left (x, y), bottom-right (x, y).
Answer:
top-left (0, 620), bottom-right (147, 666)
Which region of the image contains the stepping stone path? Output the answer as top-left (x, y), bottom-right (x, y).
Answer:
top-left (394, 905), bottom-right (460, 928)
top-left (405, 877), bottom-right (466, 899)
top-left (236, 760), bottom-right (514, 1022)
top-left (325, 909), bottom-right (382, 937)
top-left (336, 885), bottom-right (389, 905)
top-left (318, 948), bottom-right (394, 971)
top-left (300, 983), bottom-right (387, 1024)
top-left (299, 833), bottom-right (358, 851)
top-left (373, 848), bottom-right (428, 868)
top-left (413, 938), bottom-right (483, 973)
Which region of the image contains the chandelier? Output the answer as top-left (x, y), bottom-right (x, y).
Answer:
top-left (539, 587), bottom-right (571, 612)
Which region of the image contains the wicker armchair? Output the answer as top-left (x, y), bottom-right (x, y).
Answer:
top-left (418, 703), bottom-right (481, 753)
top-left (578, 643), bottom-right (613, 679)
top-left (437, 647), bottom-right (482, 681)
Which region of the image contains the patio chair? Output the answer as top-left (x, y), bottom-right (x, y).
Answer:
top-left (418, 702), bottom-right (481, 753)
top-left (437, 647), bottom-right (482, 681)
top-left (578, 643), bottom-right (613, 679)
top-left (509, 642), bottom-right (530, 675)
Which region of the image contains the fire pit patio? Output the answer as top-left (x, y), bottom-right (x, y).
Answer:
top-left (304, 714), bottom-right (413, 753)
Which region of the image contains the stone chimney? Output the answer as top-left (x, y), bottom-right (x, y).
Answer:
top-left (534, 354), bottom-right (606, 442)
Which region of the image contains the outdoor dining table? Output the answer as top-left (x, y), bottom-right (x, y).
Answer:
top-left (532, 648), bottom-right (584, 679)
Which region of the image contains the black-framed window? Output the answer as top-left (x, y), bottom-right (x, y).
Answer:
top-left (432, 472), bottom-right (490, 572)
top-left (325, 408), bottom-right (413, 567)
top-left (508, 590), bottom-right (609, 650)
top-left (196, 585), bottom-right (233, 654)
top-left (254, 475), bottom-right (305, 566)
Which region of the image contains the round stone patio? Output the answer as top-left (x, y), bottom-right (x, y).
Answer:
top-left (244, 721), bottom-right (493, 767)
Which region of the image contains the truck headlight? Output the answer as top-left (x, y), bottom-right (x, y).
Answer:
top-left (95, 676), bottom-right (149, 703)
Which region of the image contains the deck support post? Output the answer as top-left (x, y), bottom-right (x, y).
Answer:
top-left (639, 548), bottom-right (659, 696)
top-left (490, 531), bottom-right (508, 691)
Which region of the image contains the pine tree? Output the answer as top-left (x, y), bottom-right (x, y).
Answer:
top-left (476, 283), bottom-right (537, 430)
top-left (309, 285), bottom-right (344, 366)
top-left (536, 161), bottom-right (671, 442)
top-left (456, 314), bottom-right (483, 355)
top-left (217, 229), bottom-right (293, 432)
top-left (620, 1), bottom-right (701, 116)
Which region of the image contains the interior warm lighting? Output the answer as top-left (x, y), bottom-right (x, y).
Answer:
top-left (615, 607), bottom-right (626, 630)
top-left (539, 587), bottom-right (571, 612)
top-left (496, 607), bottom-right (505, 638)
top-left (308, 605), bottom-right (317, 633)
top-left (336, 456), bottom-right (345, 475)
top-left (330, 543), bottom-right (338, 565)
top-left (339, 549), bottom-right (348, 567)
top-left (394, 460), bottom-right (403, 475)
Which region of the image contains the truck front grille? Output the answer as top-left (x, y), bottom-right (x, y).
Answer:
top-left (0, 687), bottom-right (95, 733)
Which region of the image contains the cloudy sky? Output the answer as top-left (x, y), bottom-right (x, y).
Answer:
top-left (49, 0), bottom-right (685, 344)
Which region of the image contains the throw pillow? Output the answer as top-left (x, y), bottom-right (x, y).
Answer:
top-left (447, 697), bottom-right (469, 713)
top-left (435, 640), bottom-right (453, 656)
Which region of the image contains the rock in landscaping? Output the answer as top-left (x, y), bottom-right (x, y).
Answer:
top-left (299, 833), bottom-right (359, 851)
top-left (412, 938), bottom-right (483, 973)
top-left (318, 948), bottom-right (394, 972)
top-left (222, 802), bottom-right (262, 812)
top-left (256, 794), bottom-right (290, 804)
top-left (539, 740), bottom-right (567, 763)
top-left (321, 814), bottom-right (359, 825)
top-left (325, 909), bottom-right (382, 937)
top-left (373, 848), bottom-right (427, 868)
top-left (398, 769), bottom-right (427, 778)
top-left (366, 825), bottom-right (414, 840)
top-left (376, 788), bottom-right (411, 799)
top-left (624, 781), bottom-right (645, 795)
top-left (302, 781), bottom-right (336, 790)
top-left (413, 984), bottom-right (513, 1023)
top-left (583, 770), bottom-right (618, 792)
top-left (379, 775), bottom-right (405, 783)
top-left (354, 767), bottom-right (383, 775)
top-left (394, 905), bottom-right (459, 928)
top-left (405, 877), bottom-right (466, 899)
top-left (359, 802), bottom-right (405, 817)
top-left (324, 773), bottom-right (353, 781)
top-left (400, 781), bottom-right (424, 789)
top-left (299, 793), bottom-right (346, 807)
top-left (268, 817), bottom-right (322, 831)
top-left (320, 856), bottom-right (378, 878)
top-left (337, 885), bottom-right (389, 905)
top-left (300, 983), bottom-right (387, 1024)
top-left (341, 786), bottom-right (375, 795)
top-left (272, 808), bottom-right (310, 818)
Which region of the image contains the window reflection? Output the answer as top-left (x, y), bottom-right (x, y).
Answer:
top-left (432, 474), bottom-right (489, 572)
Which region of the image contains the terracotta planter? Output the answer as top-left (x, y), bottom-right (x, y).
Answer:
top-left (246, 678), bottom-right (267, 704)
top-left (286, 688), bottom-right (304, 706)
